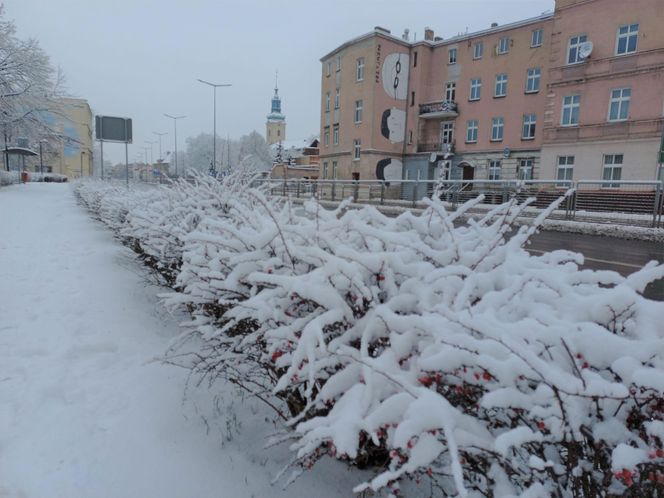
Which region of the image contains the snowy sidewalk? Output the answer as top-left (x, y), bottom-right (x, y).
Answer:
top-left (0, 184), bottom-right (348, 498)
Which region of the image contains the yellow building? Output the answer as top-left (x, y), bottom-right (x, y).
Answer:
top-left (52, 98), bottom-right (93, 178)
top-left (266, 82), bottom-right (286, 146)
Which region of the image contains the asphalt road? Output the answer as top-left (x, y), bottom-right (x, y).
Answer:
top-left (528, 230), bottom-right (664, 301)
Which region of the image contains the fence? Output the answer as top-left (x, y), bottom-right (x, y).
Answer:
top-left (253, 178), bottom-right (663, 228)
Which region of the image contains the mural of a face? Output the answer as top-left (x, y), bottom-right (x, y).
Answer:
top-left (376, 158), bottom-right (403, 182)
top-left (381, 53), bottom-right (410, 100)
top-left (380, 108), bottom-right (406, 144)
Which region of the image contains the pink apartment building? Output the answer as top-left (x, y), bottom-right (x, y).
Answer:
top-left (318, 0), bottom-right (664, 185)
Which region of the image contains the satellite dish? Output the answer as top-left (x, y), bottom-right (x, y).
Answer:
top-left (429, 152), bottom-right (438, 163)
top-left (578, 41), bottom-right (593, 60)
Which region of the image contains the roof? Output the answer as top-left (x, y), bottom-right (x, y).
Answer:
top-left (320, 11), bottom-right (554, 61)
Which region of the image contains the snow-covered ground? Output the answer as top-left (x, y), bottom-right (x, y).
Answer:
top-left (0, 184), bottom-right (352, 498)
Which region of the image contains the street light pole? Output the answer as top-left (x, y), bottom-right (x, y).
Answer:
top-left (197, 79), bottom-right (231, 174)
top-left (39, 140), bottom-right (44, 174)
top-left (164, 114), bottom-right (185, 177)
top-left (152, 131), bottom-right (167, 162)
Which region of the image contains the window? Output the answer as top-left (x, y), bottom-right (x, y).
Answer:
top-left (441, 122), bottom-right (454, 144)
top-left (466, 120), bottom-right (478, 143)
top-left (469, 78), bottom-right (481, 101)
top-left (334, 89), bottom-right (340, 109)
top-left (448, 47), bottom-right (457, 64)
top-left (557, 156), bottom-right (574, 183)
top-left (413, 51), bottom-right (418, 67)
top-left (567, 34), bottom-right (588, 64)
top-left (353, 139), bottom-right (361, 160)
top-left (491, 117), bottom-right (504, 141)
top-left (322, 161), bottom-right (328, 179)
top-left (522, 114), bottom-right (537, 139)
top-left (497, 37), bottom-right (510, 54)
top-left (608, 88), bottom-right (631, 121)
top-left (518, 158), bottom-right (534, 180)
top-left (323, 126), bottom-right (330, 146)
top-left (325, 92), bottom-right (330, 112)
top-left (616, 23), bottom-right (639, 55)
top-left (488, 160), bottom-right (502, 180)
top-left (408, 130), bottom-right (413, 144)
top-left (332, 161), bottom-right (338, 179)
top-left (354, 100), bottom-right (363, 123)
top-left (531, 28), bottom-right (543, 48)
top-left (333, 125), bottom-right (339, 145)
top-left (411, 91), bottom-right (415, 107)
top-left (603, 154), bottom-right (623, 187)
top-left (356, 57), bottom-right (365, 81)
top-left (561, 95), bottom-right (581, 126)
top-left (326, 61), bottom-right (332, 76)
top-left (445, 82), bottom-right (456, 102)
top-left (526, 68), bottom-right (541, 93)
top-left (336, 55), bottom-right (341, 72)
top-left (473, 41), bottom-right (484, 60)
top-left (495, 73), bottom-right (507, 97)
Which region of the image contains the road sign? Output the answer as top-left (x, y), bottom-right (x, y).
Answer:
top-left (95, 116), bottom-right (132, 143)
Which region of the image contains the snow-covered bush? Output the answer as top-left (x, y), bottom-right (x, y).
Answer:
top-left (75, 178), bottom-right (664, 497)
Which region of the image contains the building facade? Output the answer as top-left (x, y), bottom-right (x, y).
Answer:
top-left (319, 0), bottom-right (664, 185)
top-left (53, 98), bottom-right (94, 178)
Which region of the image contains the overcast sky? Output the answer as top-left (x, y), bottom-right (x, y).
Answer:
top-left (6, 0), bottom-right (554, 164)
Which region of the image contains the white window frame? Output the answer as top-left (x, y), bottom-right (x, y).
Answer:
top-left (466, 120), bottom-right (478, 143)
top-left (469, 78), bottom-right (481, 101)
top-left (616, 23), bottom-right (639, 55)
top-left (441, 122), bottom-right (454, 144)
top-left (488, 160), bottom-right (502, 180)
top-left (526, 68), bottom-right (541, 93)
top-left (356, 57), bottom-right (365, 81)
top-left (608, 87), bottom-right (631, 122)
top-left (445, 82), bottom-right (456, 102)
top-left (448, 47), bottom-right (457, 64)
top-left (473, 41), bottom-right (484, 60)
top-left (494, 73), bottom-right (507, 98)
top-left (567, 34), bottom-right (588, 64)
top-left (497, 37), bottom-right (510, 54)
top-left (602, 154), bottom-right (623, 187)
top-left (556, 156), bottom-right (574, 183)
top-left (326, 61), bottom-right (332, 76)
top-left (334, 89), bottom-right (340, 109)
top-left (531, 28), bottom-right (543, 48)
top-left (332, 161), bottom-right (338, 179)
top-left (353, 139), bottom-right (361, 160)
top-left (491, 117), bottom-right (504, 142)
top-left (322, 161), bottom-right (328, 179)
top-left (561, 95), bottom-right (581, 126)
top-left (323, 127), bottom-right (330, 146)
top-left (522, 114), bottom-right (536, 140)
top-left (354, 99), bottom-right (363, 123)
top-left (325, 92), bottom-right (330, 112)
top-left (518, 158), bottom-right (534, 180)
top-left (333, 125), bottom-right (339, 146)
top-left (336, 55), bottom-right (341, 72)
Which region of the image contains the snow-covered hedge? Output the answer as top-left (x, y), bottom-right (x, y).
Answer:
top-left (74, 176), bottom-right (664, 497)
top-left (0, 170), bottom-right (18, 186)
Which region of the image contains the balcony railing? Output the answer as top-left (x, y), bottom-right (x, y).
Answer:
top-left (418, 141), bottom-right (455, 154)
top-left (419, 100), bottom-right (458, 119)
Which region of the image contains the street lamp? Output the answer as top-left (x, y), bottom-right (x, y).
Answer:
top-left (144, 140), bottom-right (155, 165)
top-left (197, 79), bottom-right (231, 174)
top-left (152, 131), bottom-right (167, 162)
top-left (38, 139), bottom-right (47, 174)
top-left (164, 114), bottom-right (185, 177)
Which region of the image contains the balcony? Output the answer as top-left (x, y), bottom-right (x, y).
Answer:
top-left (544, 117), bottom-right (664, 143)
top-left (419, 100), bottom-right (458, 119)
top-left (418, 141), bottom-right (455, 154)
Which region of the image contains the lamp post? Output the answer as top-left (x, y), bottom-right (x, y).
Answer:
top-left (38, 140), bottom-right (46, 174)
top-left (80, 150), bottom-right (85, 178)
top-left (197, 79), bottom-right (231, 174)
top-left (164, 114), bottom-right (185, 177)
top-left (152, 131), bottom-right (167, 162)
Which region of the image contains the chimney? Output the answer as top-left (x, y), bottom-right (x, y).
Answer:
top-left (424, 27), bottom-right (434, 41)
top-left (374, 26), bottom-right (391, 34)
top-left (491, 22), bottom-right (499, 28)
top-left (402, 28), bottom-right (410, 41)
top-left (434, 36), bottom-right (443, 42)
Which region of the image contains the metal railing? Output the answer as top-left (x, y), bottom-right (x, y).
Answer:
top-left (252, 178), bottom-right (663, 228)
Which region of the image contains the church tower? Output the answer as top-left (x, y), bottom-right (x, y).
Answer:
top-left (266, 73), bottom-right (286, 146)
